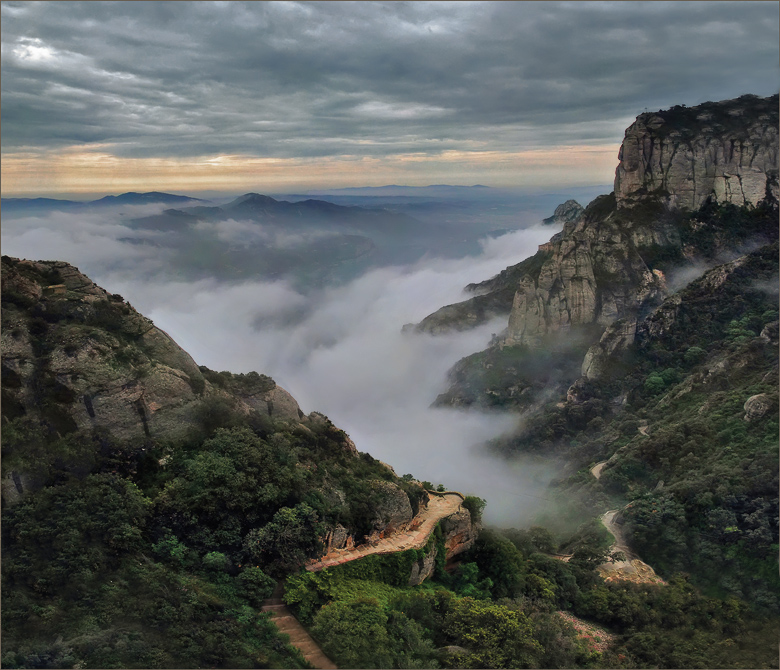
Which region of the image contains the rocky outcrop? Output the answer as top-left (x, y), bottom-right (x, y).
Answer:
top-left (439, 505), bottom-right (478, 558)
top-left (1, 256), bottom-right (308, 448)
top-left (369, 480), bottom-right (414, 536)
top-left (615, 94), bottom-right (779, 210)
top-left (581, 317), bottom-right (638, 379)
top-left (543, 199), bottom-right (584, 226)
top-left (408, 287), bottom-right (516, 335)
top-left (416, 95), bottom-right (777, 354)
top-left (743, 394), bottom-right (775, 422)
top-left (408, 545), bottom-right (438, 586)
top-left (503, 195), bottom-right (670, 347)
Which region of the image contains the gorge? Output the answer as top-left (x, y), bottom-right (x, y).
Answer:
top-left (2, 93), bottom-right (778, 669)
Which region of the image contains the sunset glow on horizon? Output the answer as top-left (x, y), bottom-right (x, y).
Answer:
top-left (3, 2), bottom-right (776, 200)
top-left (0, 143), bottom-right (621, 198)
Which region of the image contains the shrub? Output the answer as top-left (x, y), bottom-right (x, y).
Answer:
top-left (237, 566), bottom-right (275, 606)
top-left (462, 496), bottom-right (487, 523)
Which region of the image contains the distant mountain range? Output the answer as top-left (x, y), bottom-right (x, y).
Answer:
top-left (1, 191), bottom-right (209, 214)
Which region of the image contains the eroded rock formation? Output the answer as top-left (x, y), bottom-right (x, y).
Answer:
top-left (503, 195), bottom-right (670, 348)
top-left (615, 95), bottom-right (779, 210)
top-left (543, 199), bottom-right (584, 226)
top-left (1, 257), bottom-right (308, 447)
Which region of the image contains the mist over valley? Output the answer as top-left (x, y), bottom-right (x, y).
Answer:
top-left (3, 187), bottom-right (583, 526)
top-left (3, 2), bottom-right (778, 667)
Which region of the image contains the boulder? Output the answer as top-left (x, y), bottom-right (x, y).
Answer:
top-left (743, 394), bottom-right (775, 422)
top-left (370, 481), bottom-right (414, 535)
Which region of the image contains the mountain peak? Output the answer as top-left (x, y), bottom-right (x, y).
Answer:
top-left (225, 193), bottom-right (279, 208)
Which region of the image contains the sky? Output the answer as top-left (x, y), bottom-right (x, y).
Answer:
top-left (2, 0), bottom-right (778, 197)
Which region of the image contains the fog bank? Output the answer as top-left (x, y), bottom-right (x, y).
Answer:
top-left (3, 207), bottom-right (561, 526)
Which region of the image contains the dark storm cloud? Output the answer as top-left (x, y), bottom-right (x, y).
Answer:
top-left (2, 1), bottom-right (778, 159)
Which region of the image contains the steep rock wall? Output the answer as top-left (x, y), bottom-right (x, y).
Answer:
top-left (503, 196), bottom-right (669, 347)
top-left (505, 95), bottom-right (778, 348)
top-left (1, 257), bottom-right (305, 447)
top-left (615, 94), bottom-right (778, 210)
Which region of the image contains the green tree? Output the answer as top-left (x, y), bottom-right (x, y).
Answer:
top-left (243, 503), bottom-right (324, 575)
top-left (643, 373), bottom-right (666, 395)
top-left (466, 529), bottom-right (526, 599)
top-left (528, 526), bottom-right (557, 554)
top-left (462, 496), bottom-right (486, 523)
top-left (442, 598), bottom-right (542, 668)
top-left (237, 566), bottom-right (276, 606)
top-left (312, 598), bottom-right (394, 668)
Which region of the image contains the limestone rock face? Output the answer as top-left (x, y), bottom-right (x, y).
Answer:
top-left (439, 507), bottom-right (478, 559)
top-left (743, 394), bottom-right (775, 422)
top-left (1, 257), bottom-right (306, 447)
top-left (543, 199), bottom-right (584, 226)
top-left (408, 544), bottom-right (438, 586)
top-left (581, 317), bottom-right (638, 379)
top-left (370, 480), bottom-right (414, 535)
top-left (503, 196), bottom-right (669, 347)
top-left (760, 320), bottom-right (779, 344)
top-left (615, 95), bottom-right (779, 210)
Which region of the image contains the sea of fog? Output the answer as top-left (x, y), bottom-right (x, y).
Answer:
top-left (3, 203), bottom-right (566, 527)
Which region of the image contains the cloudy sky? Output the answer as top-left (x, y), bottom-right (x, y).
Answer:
top-left (2, 1), bottom-right (778, 195)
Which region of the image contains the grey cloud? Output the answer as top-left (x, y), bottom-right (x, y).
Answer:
top-left (2, 1), bottom-right (778, 160)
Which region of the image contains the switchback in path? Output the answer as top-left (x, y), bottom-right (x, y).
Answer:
top-left (305, 492), bottom-right (464, 572)
top-left (597, 509), bottom-right (666, 586)
top-left (261, 492), bottom-right (466, 668)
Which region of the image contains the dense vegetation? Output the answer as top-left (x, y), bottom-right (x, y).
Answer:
top-left (0, 396), bottom-right (431, 669)
top-left (279, 525), bottom-right (779, 668)
top-left (3, 124), bottom-right (778, 666)
top-left (497, 240), bottom-right (779, 616)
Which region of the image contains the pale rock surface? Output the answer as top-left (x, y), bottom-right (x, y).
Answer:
top-left (543, 199), bottom-right (584, 226)
top-left (503, 201), bottom-right (669, 348)
top-left (615, 99), bottom-right (778, 210)
top-left (408, 545), bottom-right (438, 586)
top-left (369, 480), bottom-right (414, 535)
top-left (1, 257), bottom-right (307, 449)
top-left (582, 317), bottom-right (638, 379)
top-left (439, 507), bottom-right (478, 558)
top-left (743, 393), bottom-right (774, 422)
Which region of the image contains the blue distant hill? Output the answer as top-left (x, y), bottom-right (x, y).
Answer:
top-left (2, 191), bottom-right (209, 214)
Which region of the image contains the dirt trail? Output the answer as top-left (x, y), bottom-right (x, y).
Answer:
top-left (259, 493), bottom-right (465, 668)
top-left (262, 583), bottom-right (337, 669)
top-left (598, 510), bottom-right (666, 585)
top-left (305, 492), bottom-right (464, 572)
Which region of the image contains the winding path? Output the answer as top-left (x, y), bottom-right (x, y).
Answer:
top-left (591, 453), bottom-right (665, 585)
top-left (597, 509), bottom-right (666, 585)
top-left (305, 492), bottom-right (464, 572)
top-left (261, 492), bottom-right (466, 668)
top-left (262, 583), bottom-right (337, 669)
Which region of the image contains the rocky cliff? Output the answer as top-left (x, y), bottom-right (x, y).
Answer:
top-left (505, 95), bottom-right (778, 348)
top-left (543, 199), bottom-right (584, 226)
top-left (416, 94), bottom-right (778, 409)
top-left (1, 257), bottom-right (307, 448)
top-left (503, 194), bottom-right (671, 347)
top-left (417, 94), bottom-right (778, 349)
top-left (615, 94), bottom-right (779, 210)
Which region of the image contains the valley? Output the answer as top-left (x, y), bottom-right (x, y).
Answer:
top-left (2, 93), bottom-right (779, 669)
